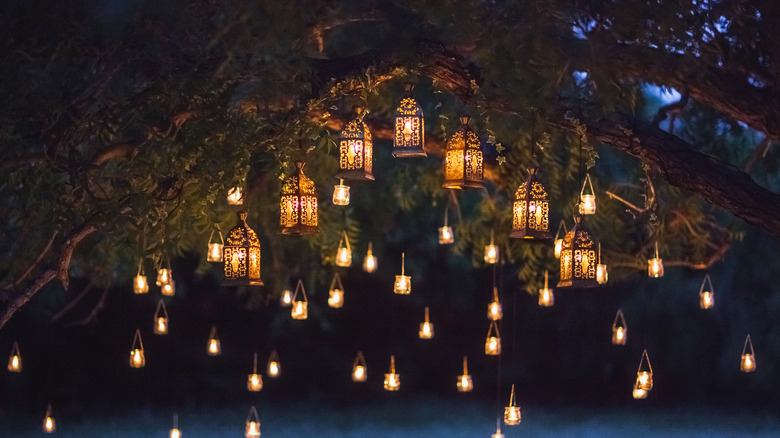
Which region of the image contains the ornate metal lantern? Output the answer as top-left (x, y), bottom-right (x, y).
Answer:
top-left (247, 352), bottom-right (263, 392)
top-left (280, 161), bottom-right (319, 235)
top-left (488, 287), bottom-right (502, 321)
top-left (43, 404), bottom-right (56, 433)
top-left (223, 210), bottom-right (263, 286)
top-left (457, 356), bottom-right (473, 392)
top-left (332, 179), bottom-right (350, 206)
top-left (634, 349), bottom-right (653, 398)
top-left (384, 355), bottom-right (400, 391)
top-left (207, 226), bottom-right (224, 262)
top-left (485, 321), bottom-right (501, 356)
top-left (337, 107), bottom-right (374, 181)
top-left (648, 241), bottom-right (664, 278)
top-left (612, 309), bottom-right (627, 345)
top-left (245, 406), bottom-right (261, 438)
top-left (328, 273), bottom-right (345, 308)
top-left (557, 215), bottom-right (598, 288)
top-left (504, 384), bottom-right (521, 426)
top-left (133, 260), bottom-right (149, 294)
top-left (227, 187), bottom-right (244, 206)
top-left (267, 350), bottom-right (280, 378)
top-left (553, 220), bottom-right (567, 259)
top-left (352, 351), bottom-right (367, 382)
top-left (130, 329), bottom-right (145, 368)
top-left (7, 341), bottom-right (21, 372)
top-left (699, 273), bottom-right (714, 309)
top-left (153, 299), bottom-right (169, 335)
top-left (741, 334), bottom-right (756, 372)
top-left (596, 243), bottom-right (608, 284)
top-left (443, 116), bottom-right (484, 189)
top-left (510, 168), bottom-right (552, 239)
top-left (484, 229), bottom-right (499, 264)
top-left (169, 415), bottom-right (180, 438)
top-left (363, 241), bottom-right (377, 273)
top-left (538, 271), bottom-right (554, 307)
top-left (394, 252), bottom-right (411, 294)
top-left (579, 173), bottom-right (596, 215)
top-left (393, 83), bottom-right (426, 157)
top-left (418, 306), bottom-right (434, 339)
top-left (207, 326), bottom-right (221, 356)
top-left (335, 231), bottom-right (352, 267)
top-left (291, 279), bottom-right (308, 320)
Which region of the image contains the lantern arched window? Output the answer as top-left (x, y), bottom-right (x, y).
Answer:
top-left (393, 83), bottom-right (426, 157)
top-left (510, 168), bottom-right (552, 239)
top-left (280, 161), bottom-right (319, 235)
top-left (337, 108), bottom-right (374, 181)
top-left (443, 116), bottom-right (484, 189)
top-left (557, 215), bottom-right (599, 288)
top-left (223, 211), bottom-right (263, 286)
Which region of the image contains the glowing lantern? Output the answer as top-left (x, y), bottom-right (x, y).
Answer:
top-left (153, 299), bottom-right (169, 335)
top-left (156, 260), bottom-right (172, 287)
top-left (280, 161), bottom-right (319, 235)
top-left (419, 306), bottom-right (434, 339)
top-left (741, 334), bottom-right (756, 373)
top-left (439, 204), bottom-right (454, 244)
top-left (352, 351), bottom-right (367, 382)
top-left (335, 231), bottom-right (352, 267)
top-left (130, 329), bottom-right (145, 368)
top-left (291, 279), bottom-right (308, 320)
top-left (443, 116), bottom-right (484, 189)
top-left (43, 404), bottom-right (56, 433)
top-left (634, 349), bottom-right (653, 397)
top-left (267, 350), bottom-right (280, 377)
top-left (338, 107), bottom-right (374, 181)
top-left (169, 415), bottom-right (180, 438)
top-left (328, 273), bottom-right (345, 308)
top-left (384, 355), bottom-right (400, 391)
top-left (7, 341), bottom-right (21, 372)
top-left (245, 406), bottom-right (261, 438)
top-left (579, 173), bottom-right (596, 215)
top-left (394, 252), bottom-right (411, 295)
top-left (485, 321), bottom-right (501, 356)
top-left (222, 210), bottom-right (263, 286)
top-left (492, 423), bottom-right (505, 438)
top-left (632, 380), bottom-right (647, 399)
top-left (553, 220), bottom-right (567, 259)
top-left (535, 270), bottom-right (552, 306)
top-left (133, 260), bottom-right (149, 294)
top-left (457, 356), bottom-right (473, 392)
top-left (247, 352), bottom-right (263, 392)
top-left (504, 384), bottom-right (521, 426)
top-left (363, 241), bottom-right (378, 273)
top-left (161, 280), bottom-right (175, 296)
top-left (648, 242), bottom-right (664, 278)
top-left (227, 187), bottom-right (244, 205)
top-left (699, 273), bottom-right (714, 309)
top-left (484, 230), bottom-right (499, 264)
top-left (207, 227), bottom-right (224, 262)
top-left (557, 215), bottom-right (598, 288)
top-left (393, 83), bottom-right (426, 157)
top-left (332, 179), bottom-right (350, 206)
top-left (612, 309), bottom-right (627, 345)
top-left (596, 243), bottom-right (608, 284)
top-left (511, 168), bottom-right (552, 240)
top-left (280, 288), bottom-right (292, 307)
top-left (488, 287), bottom-right (502, 321)
top-left (207, 326), bottom-right (221, 356)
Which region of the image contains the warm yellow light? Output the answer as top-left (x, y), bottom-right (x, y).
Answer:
top-left (157, 268), bottom-right (172, 287)
top-left (207, 242), bottom-right (223, 262)
top-left (439, 226), bottom-right (454, 244)
top-left (328, 288), bottom-right (344, 308)
top-left (8, 342), bottom-right (21, 372)
top-left (596, 264), bottom-right (608, 284)
top-left (134, 274), bottom-right (149, 294)
top-left (741, 354), bottom-right (756, 372)
top-left (155, 317), bottom-right (169, 335)
top-left (637, 371), bottom-right (653, 391)
top-left (648, 258), bottom-right (663, 277)
top-left (245, 420), bottom-right (260, 438)
top-left (579, 194), bottom-right (596, 215)
top-left (632, 385), bottom-right (648, 399)
top-left (394, 253), bottom-right (411, 294)
top-left (208, 327), bottom-right (221, 356)
top-left (484, 244), bottom-right (499, 264)
top-left (700, 291), bottom-right (713, 309)
top-left (130, 348), bottom-right (145, 368)
top-left (492, 425), bottom-right (505, 438)
top-left (291, 300), bottom-right (308, 320)
top-left (402, 119), bottom-right (414, 143)
top-left (161, 280), bottom-right (175, 296)
top-left (419, 307), bottom-right (434, 339)
top-left (554, 238), bottom-right (563, 259)
top-left (336, 247), bottom-right (351, 267)
top-left (280, 289), bottom-right (292, 306)
top-left (353, 365), bottom-right (366, 382)
top-left (247, 373), bottom-right (263, 392)
top-left (613, 326), bottom-right (626, 345)
top-left (538, 271), bottom-right (554, 307)
top-left (268, 360), bottom-right (280, 377)
top-left (485, 336), bottom-right (501, 356)
top-left (504, 384), bottom-right (521, 425)
top-left (457, 356), bottom-right (473, 392)
top-left (384, 355), bottom-right (400, 391)
top-left (333, 180), bottom-right (350, 206)
top-left (170, 428), bottom-right (181, 438)
top-left (363, 242), bottom-right (377, 273)
top-left (43, 407), bottom-right (56, 433)
top-left (227, 187), bottom-right (243, 205)
top-left (488, 301), bottom-right (502, 321)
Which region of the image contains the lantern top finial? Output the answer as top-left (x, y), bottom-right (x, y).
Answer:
top-left (573, 214), bottom-right (583, 225)
top-left (295, 160), bottom-right (304, 171)
top-left (238, 210), bottom-right (248, 222)
top-left (459, 115), bottom-right (471, 126)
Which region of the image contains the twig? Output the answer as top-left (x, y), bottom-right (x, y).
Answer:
top-left (51, 281), bottom-right (94, 323)
top-left (605, 190), bottom-right (646, 213)
top-left (64, 285), bottom-right (108, 328)
top-left (12, 230), bottom-right (60, 288)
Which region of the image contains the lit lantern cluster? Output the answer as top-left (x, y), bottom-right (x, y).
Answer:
top-left (384, 355), bottom-right (400, 391)
top-left (352, 351), bottom-right (367, 382)
top-left (7, 341), bottom-right (21, 372)
top-left (223, 211), bottom-right (263, 287)
top-left (394, 252), bottom-right (411, 294)
top-left (612, 309), bottom-right (627, 345)
top-left (418, 307), bottom-right (434, 339)
top-left (280, 161), bottom-right (319, 235)
top-left (557, 215), bottom-right (598, 288)
top-left (291, 280), bottom-right (308, 320)
top-left (510, 168), bottom-right (552, 240)
top-left (504, 384), bottom-right (521, 426)
top-left (699, 273), bottom-right (715, 309)
top-left (328, 273), bottom-right (345, 308)
top-left (632, 350), bottom-right (653, 399)
top-left (538, 270), bottom-right (554, 307)
top-left (443, 116), bottom-right (484, 189)
top-left (741, 334), bottom-right (756, 373)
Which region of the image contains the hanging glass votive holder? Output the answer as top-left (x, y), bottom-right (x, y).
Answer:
top-left (153, 299), bottom-right (169, 335)
top-left (419, 306), bottom-right (434, 339)
top-left (332, 179), bottom-right (350, 206)
top-left (247, 352), bottom-right (263, 392)
top-left (596, 243), bottom-right (608, 284)
top-left (488, 287), bottom-right (502, 321)
top-left (632, 379), bottom-right (648, 399)
top-left (134, 260), bottom-right (149, 294)
top-left (699, 273), bottom-right (714, 309)
top-left (207, 326), bottom-right (221, 356)
top-left (612, 309), bottom-right (627, 345)
top-left (741, 334), bottom-right (756, 372)
top-left (328, 273), bottom-right (345, 308)
top-left (648, 241), bottom-right (664, 277)
top-left (457, 356), bottom-right (473, 392)
top-left (7, 341), bottom-right (21, 372)
top-left (363, 241), bottom-right (377, 273)
top-left (553, 220), bottom-right (567, 259)
top-left (579, 173), bottom-right (596, 215)
top-left (504, 384), bottom-right (521, 425)
top-left (130, 329), bottom-right (145, 368)
top-left (384, 355), bottom-right (400, 391)
top-left (291, 279), bottom-right (308, 320)
top-left (161, 279), bottom-right (175, 296)
top-left (267, 350), bottom-right (280, 377)
top-left (538, 270), bottom-right (554, 307)
top-left (485, 320), bottom-right (501, 355)
top-left (156, 258), bottom-right (172, 287)
top-left (245, 406), bottom-right (261, 438)
top-left (352, 351), bottom-right (367, 382)
top-left (280, 287), bottom-right (292, 307)
top-left (484, 229), bottom-right (499, 264)
top-left (43, 404), bottom-right (56, 433)
top-left (394, 252), bottom-right (411, 294)
top-left (492, 424), bottom-right (505, 438)
top-left (335, 231), bottom-right (352, 267)
top-left (439, 202), bottom-right (454, 244)
top-left (227, 186), bottom-right (244, 205)
top-left (635, 349), bottom-right (653, 392)
top-left (207, 226), bottom-right (224, 262)
top-left (169, 414), bottom-right (180, 438)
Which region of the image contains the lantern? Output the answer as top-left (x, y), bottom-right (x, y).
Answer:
top-left (484, 229), bottom-right (499, 264)
top-left (419, 306), bottom-right (434, 339)
top-left (634, 349), bottom-right (653, 396)
top-left (393, 83), bottom-right (426, 157)
top-left (130, 329), bottom-right (145, 368)
top-left (439, 204), bottom-right (454, 244)
top-left (7, 341), bottom-right (21, 372)
top-left (699, 273), bottom-right (714, 309)
top-left (457, 356), bottom-right (473, 392)
top-left (161, 279), bottom-right (175, 296)
top-left (207, 326), bottom-right (221, 356)
top-left (363, 241), bottom-right (378, 273)
top-left (384, 355), bottom-right (400, 391)
top-left (632, 380), bottom-right (648, 399)
top-left (247, 352), bottom-right (263, 392)
top-left (394, 252), bottom-right (411, 295)
top-left (335, 231), bottom-right (352, 267)
top-left (245, 406), bottom-right (261, 438)
top-left (337, 107), bottom-right (374, 181)
top-left (579, 173), bottom-right (596, 215)
top-left (332, 179), bottom-right (350, 206)
top-left (133, 260), bottom-right (149, 294)
top-left (612, 309), bottom-right (627, 345)
top-left (488, 287), bottom-right (502, 321)
top-left (557, 215), bottom-right (598, 288)
top-left (280, 161), bottom-right (319, 235)
top-left (291, 279), bottom-right (308, 320)
top-left (492, 423), bottom-right (505, 438)
top-left (43, 404), bottom-right (56, 433)
top-left (267, 350), bottom-right (280, 378)
top-left (553, 220), bottom-right (567, 259)
top-left (648, 241), bottom-right (664, 278)
top-left (504, 384), bottom-right (521, 426)
top-left (538, 271), bottom-right (554, 307)
top-left (227, 186), bottom-right (244, 206)
top-left (328, 273), bottom-right (345, 308)
top-left (510, 168), bottom-right (552, 239)
top-left (596, 243), bottom-right (608, 284)
top-left (153, 299), bottom-right (169, 335)
top-left (169, 415), bottom-right (180, 438)
top-left (485, 321), bottom-right (501, 356)
top-left (443, 116), bottom-right (484, 189)
top-left (207, 227), bottom-right (224, 262)
top-left (280, 288), bottom-right (292, 307)
top-left (352, 351), bottom-right (367, 382)
top-left (741, 334), bottom-right (756, 372)
top-left (222, 210), bottom-right (263, 286)
top-left (156, 259), bottom-right (172, 287)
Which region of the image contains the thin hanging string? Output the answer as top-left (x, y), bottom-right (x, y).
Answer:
top-left (530, 114), bottom-right (537, 163)
top-left (578, 136), bottom-right (583, 197)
